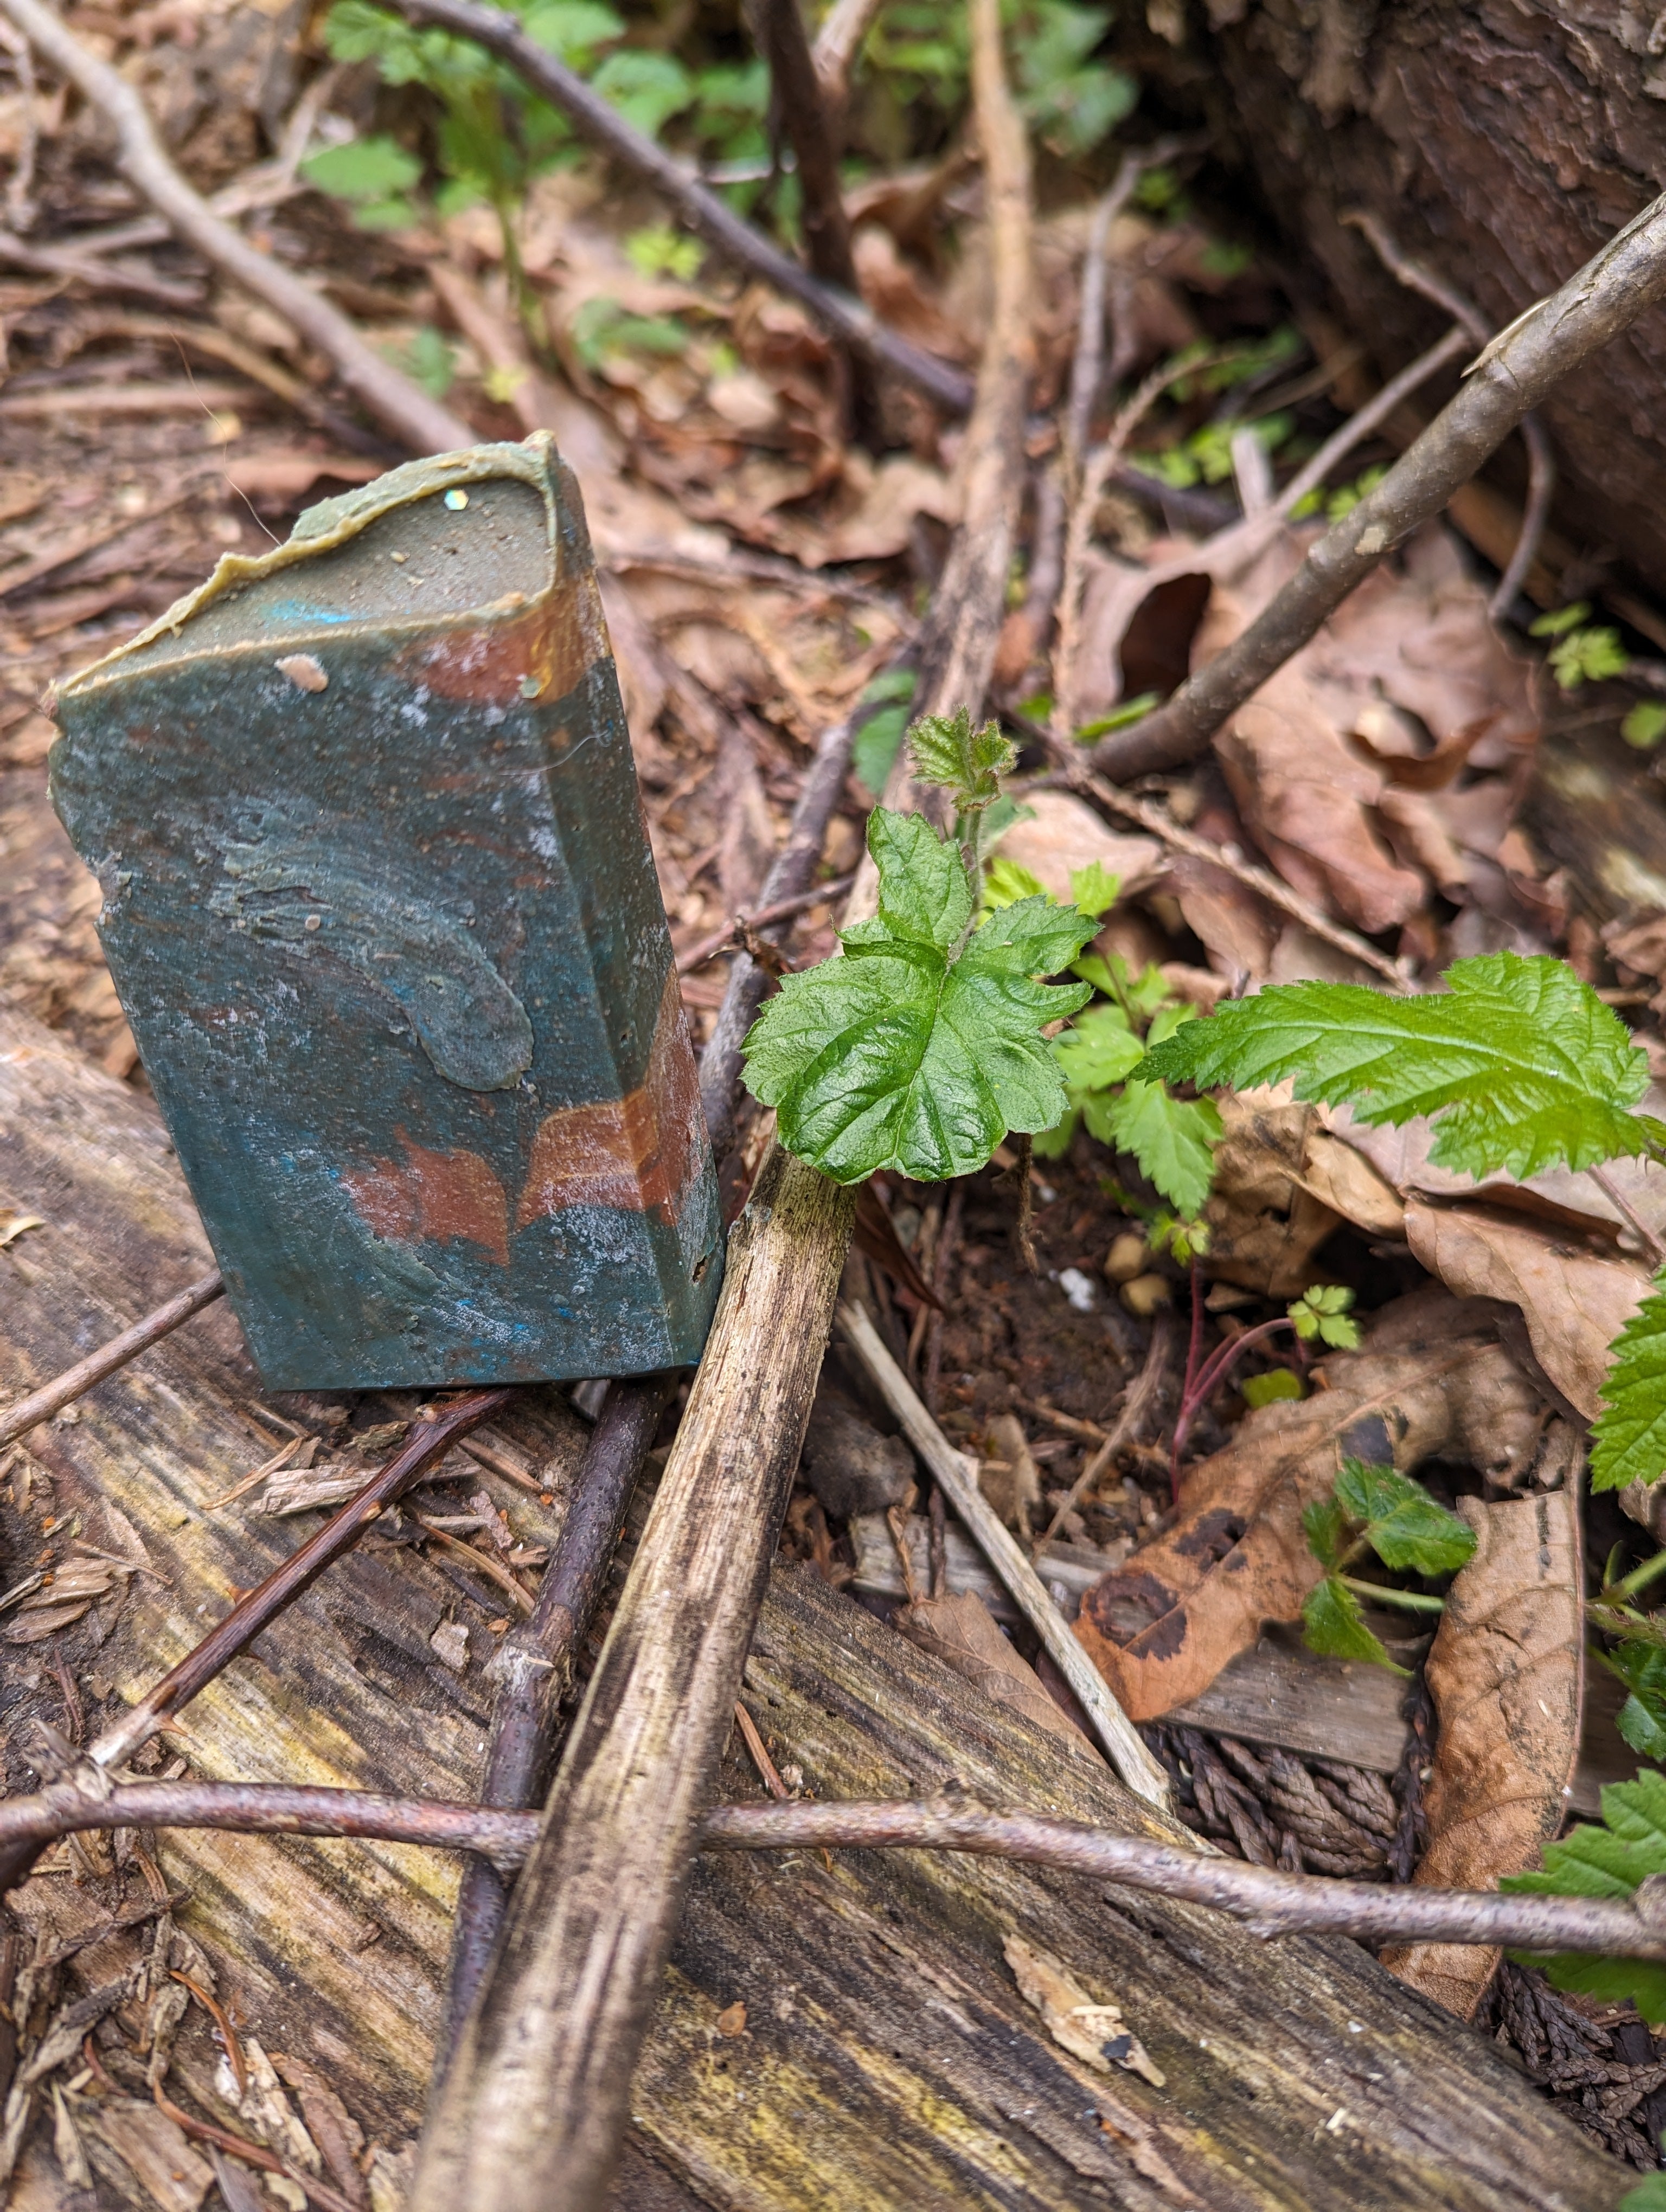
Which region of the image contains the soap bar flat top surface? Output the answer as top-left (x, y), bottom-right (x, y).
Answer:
top-left (51, 434), bottom-right (723, 1391)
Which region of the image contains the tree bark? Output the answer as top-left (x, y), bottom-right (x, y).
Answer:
top-left (1202, 0), bottom-right (1666, 599)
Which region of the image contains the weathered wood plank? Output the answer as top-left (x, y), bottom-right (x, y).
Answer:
top-left (0, 1004), bottom-right (1628, 2209)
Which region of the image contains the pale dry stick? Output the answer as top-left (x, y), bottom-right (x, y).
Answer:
top-left (25, 1781), bottom-right (1666, 1960)
top-left (0, 16), bottom-right (36, 229)
top-left (382, 0), bottom-right (971, 416)
top-left (1077, 774), bottom-right (1407, 986)
top-left (1051, 350), bottom-right (1240, 745)
top-left (0, 1269), bottom-right (223, 1451)
top-left (0, 227), bottom-right (202, 306)
top-left (1343, 207), bottom-right (1556, 621)
top-left (409, 1154), bottom-right (855, 2212)
top-left (0, 0), bottom-right (471, 455)
top-left (1035, 1308), bottom-right (1174, 1553)
top-left (839, 1299), bottom-right (1171, 1806)
top-left (1087, 186), bottom-right (1666, 782)
top-left (810, 0), bottom-right (883, 111)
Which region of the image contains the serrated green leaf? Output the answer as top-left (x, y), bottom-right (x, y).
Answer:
top-left (1592, 1273), bottom-right (1666, 1493)
top-left (1290, 1282), bottom-right (1360, 1349)
top-left (984, 857), bottom-right (1047, 911)
top-left (1300, 1574), bottom-right (1404, 1670)
top-left (1138, 951), bottom-right (1655, 1181)
top-left (742, 812), bottom-right (1092, 1184)
top-left (1099, 1080), bottom-right (1221, 1217)
top-left (1501, 1770), bottom-right (1666, 2020)
top-left (1600, 1640), bottom-right (1666, 1759)
top-left (1302, 1496), bottom-right (1347, 1569)
top-left (1068, 860), bottom-right (1120, 920)
top-left (1334, 1459), bottom-right (1476, 1575)
top-left (1052, 1004), bottom-right (1142, 1090)
top-left (907, 705), bottom-right (1016, 809)
top-left (590, 49), bottom-right (694, 135)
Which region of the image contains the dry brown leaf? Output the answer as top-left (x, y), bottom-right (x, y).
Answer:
top-left (1402, 1198), bottom-right (1648, 1419)
top-left (1074, 1306), bottom-right (1544, 1720)
top-left (1003, 1934), bottom-right (1165, 2086)
top-left (991, 792), bottom-right (1164, 906)
top-left (1203, 1089), bottom-right (1403, 1300)
top-left (977, 1412), bottom-right (1042, 1532)
top-left (1382, 1456), bottom-right (1584, 2020)
top-left (895, 1589), bottom-right (1093, 1754)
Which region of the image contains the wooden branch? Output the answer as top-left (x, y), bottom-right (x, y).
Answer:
top-left (380, 0), bottom-right (973, 416)
top-left (809, 0), bottom-right (882, 111)
top-left (838, 1300), bottom-right (1171, 1805)
top-left (1272, 325), bottom-right (1469, 519)
top-left (0, 1268), bottom-right (223, 1449)
top-left (1343, 208), bottom-right (1558, 619)
top-left (0, 0), bottom-right (473, 456)
top-left (409, 1150), bottom-right (853, 2212)
top-left (1088, 185), bottom-right (1666, 781)
top-left (10, 1781), bottom-right (1666, 1963)
top-left (438, 1372), bottom-right (675, 2061)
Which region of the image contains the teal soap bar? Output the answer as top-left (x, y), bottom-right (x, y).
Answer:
top-left (50, 433), bottom-right (722, 1390)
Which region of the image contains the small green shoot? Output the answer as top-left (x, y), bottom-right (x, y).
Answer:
top-left (1530, 603), bottom-right (1630, 690)
top-left (1073, 694), bottom-right (1160, 742)
top-left (851, 667), bottom-right (918, 795)
top-left (624, 224), bottom-right (703, 281)
top-left (1289, 1282), bottom-right (1360, 1349)
top-left (1624, 700), bottom-right (1666, 750)
top-left (907, 705), bottom-right (1016, 813)
top-left (300, 134), bottom-right (422, 230)
top-left (1241, 1368), bottom-right (1303, 1408)
top-left (1300, 1459), bottom-right (1473, 1671)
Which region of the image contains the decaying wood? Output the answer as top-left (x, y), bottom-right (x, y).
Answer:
top-left (0, 0), bottom-right (472, 456)
top-left (0, 1007), bottom-right (1629, 2206)
top-left (408, 1150), bottom-right (852, 2212)
top-left (1090, 187), bottom-right (1666, 781)
top-left (0, 1269), bottom-right (223, 1451)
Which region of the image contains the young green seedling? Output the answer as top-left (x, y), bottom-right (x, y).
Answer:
top-left (1300, 1459), bottom-right (1475, 1673)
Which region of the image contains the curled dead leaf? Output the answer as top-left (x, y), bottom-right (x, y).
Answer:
top-left (992, 791), bottom-right (1165, 906)
top-left (1073, 1299), bottom-right (1544, 1721)
top-left (1204, 1089), bottom-right (1403, 1300)
top-left (895, 1590), bottom-right (1094, 1756)
top-left (1382, 1451), bottom-right (1584, 2021)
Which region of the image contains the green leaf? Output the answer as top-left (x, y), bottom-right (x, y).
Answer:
top-left (1333, 1459), bottom-right (1476, 1574)
top-left (1097, 1081), bottom-right (1221, 1217)
top-left (1592, 1274), bottom-right (1666, 1493)
top-left (1548, 626), bottom-right (1630, 690)
top-left (1073, 693), bottom-right (1158, 742)
top-left (590, 49), bottom-right (694, 136)
top-left (1624, 701), bottom-right (1666, 750)
top-left (1289, 1281), bottom-right (1360, 1349)
top-left (1241, 1367), bottom-right (1304, 1409)
top-left (1068, 860), bottom-right (1121, 920)
top-left (984, 857), bottom-right (1048, 911)
top-left (1302, 1495), bottom-right (1347, 1570)
top-left (1301, 1575), bottom-right (1405, 1671)
top-left (1619, 2178), bottom-right (1666, 2212)
top-left (1604, 1632), bottom-right (1666, 1763)
top-left (1138, 951), bottom-right (1655, 1181)
top-left (1052, 1004), bottom-right (1142, 1090)
top-left (742, 811), bottom-right (1093, 1184)
top-left (1530, 602), bottom-right (1592, 638)
top-left (907, 705), bottom-right (1016, 810)
top-left (300, 134), bottom-right (421, 203)
top-left (1073, 951), bottom-right (1171, 1017)
top-left (1501, 1770), bottom-right (1666, 2020)
top-left (521, 0), bottom-right (623, 64)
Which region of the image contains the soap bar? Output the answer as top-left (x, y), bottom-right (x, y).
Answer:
top-left (50, 433), bottom-right (722, 1390)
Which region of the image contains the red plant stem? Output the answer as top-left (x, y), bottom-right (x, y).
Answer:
top-left (7, 1782), bottom-right (1666, 1963)
top-left (1171, 1316), bottom-right (1296, 1475)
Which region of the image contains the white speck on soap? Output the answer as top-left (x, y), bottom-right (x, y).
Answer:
top-left (275, 654), bottom-right (328, 692)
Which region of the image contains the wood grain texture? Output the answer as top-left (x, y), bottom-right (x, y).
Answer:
top-left (0, 1012), bottom-right (1627, 2212)
top-left (409, 1146), bottom-right (855, 2212)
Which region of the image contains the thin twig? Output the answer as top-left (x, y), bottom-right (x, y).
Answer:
top-left (9, 1780), bottom-right (1666, 1961)
top-left (810, 0), bottom-right (883, 110)
top-left (1088, 187), bottom-right (1666, 780)
top-left (1273, 325), bottom-right (1469, 519)
top-left (380, 0), bottom-right (971, 416)
top-left (0, 0), bottom-right (471, 454)
top-left (732, 1700), bottom-right (792, 1798)
top-left (0, 227), bottom-right (201, 306)
top-left (1343, 208), bottom-right (1556, 620)
top-left (676, 871), bottom-right (855, 975)
top-left (152, 2081), bottom-right (358, 2212)
top-left (1036, 1309), bottom-right (1172, 1551)
top-left (1076, 774), bottom-right (1408, 984)
top-left (0, 1269), bottom-right (224, 1450)
top-left (438, 1373), bottom-right (675, 2064)
top-left (1588, 1165), bottom-right (1666, 1273)
top-left (840, 1299), bottom-right (1171, 1805)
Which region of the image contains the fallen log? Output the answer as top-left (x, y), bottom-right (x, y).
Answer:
top-left (0, 1001), bottom-right (1631, 2210)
